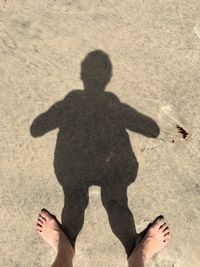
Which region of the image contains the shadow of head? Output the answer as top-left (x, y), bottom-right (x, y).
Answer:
top-left (81, 50), bottom-right (112, 92)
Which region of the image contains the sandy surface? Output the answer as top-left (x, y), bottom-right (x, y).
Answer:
top-left (1, 1), bottom-right (200, 266)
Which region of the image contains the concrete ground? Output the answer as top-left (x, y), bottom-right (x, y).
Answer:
top-left (0, 1), bottom-right (200, 266)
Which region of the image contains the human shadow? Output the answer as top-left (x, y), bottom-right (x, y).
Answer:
top-left (30, 50), bottom-right (160, 256)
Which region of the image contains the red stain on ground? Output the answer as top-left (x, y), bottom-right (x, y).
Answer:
top-left (176, 125), bottom-right (188, 139)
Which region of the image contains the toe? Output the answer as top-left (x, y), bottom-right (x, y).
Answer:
top-left (38, 218), bottom-right (44, 225)
top-left (163, 227), bottom-right (169, 235)
top-left (163, 235), bottom-right (170, 243)
top-left (159, 222), bottom-right (166, 231)
top-left (39, 214), bottom-right (46, 223)
top-left (40, 209), bottom-right (52, 221)
top-left (153, 215), bottom-right (165, 229)
top-left (163, 233), bottom-right (170, 242)
top-left (163, 238), bottom-right (169, 243)
top-left (37, 222), bottom-right (42, 230)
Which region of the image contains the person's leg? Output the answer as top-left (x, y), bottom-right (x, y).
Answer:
top-left (37, 209), bottom-right (74, 267)
top-left (128, 216), bottom-right (170, 267)
top-left (61, 185), bottom-right (89, 247)
top-left (101, 184), bottom-right (137, 256)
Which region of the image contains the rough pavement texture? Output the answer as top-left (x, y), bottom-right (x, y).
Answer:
top-left (0, 1), bottom-right (200, 266)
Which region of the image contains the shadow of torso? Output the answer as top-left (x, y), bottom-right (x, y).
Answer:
top-left (55, 90), bottom-right (138, 188)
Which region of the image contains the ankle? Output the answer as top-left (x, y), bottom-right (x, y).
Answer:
top-left (128, 246), bottom-right (146, 267)
top-left (57, 233), bottom-right (74, 256)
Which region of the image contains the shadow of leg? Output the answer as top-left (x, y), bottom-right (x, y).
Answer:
top-left (101, 184), bottom-right (137, 257)
top-left (61, 185), bottom-right (89, 248)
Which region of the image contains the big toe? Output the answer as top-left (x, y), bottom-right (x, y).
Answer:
top-left (40, 209), bottom-right (52, 221)
top-left (153, 215), bottom-right (165, 229)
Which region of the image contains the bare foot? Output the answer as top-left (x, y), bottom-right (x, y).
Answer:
top-left (128, 216), bottom-right (170, 264)
top-left (36, 209), bottom-right (74, 258)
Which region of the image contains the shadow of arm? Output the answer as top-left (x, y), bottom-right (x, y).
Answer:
top-left (122, 103), bottom-right (160, 138)
top-left (30, 101), bottom-right (63, 137)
